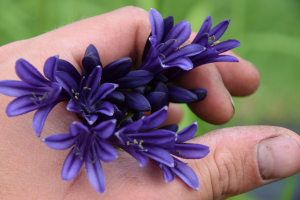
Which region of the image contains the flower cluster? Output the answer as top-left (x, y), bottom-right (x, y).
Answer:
top-left (0, 9), bottom-right (239, 193)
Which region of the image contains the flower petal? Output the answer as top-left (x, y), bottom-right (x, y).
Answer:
top-left (176, 121), bottom-right (197, 143)
top-left (16, 59), bottom-right (49, 87)
top-left (61, 147), bottom-right (85, 181)
top-left (85, 155), bottom-right (106, 194)
top-left (123, 91), bottom-right (151, 112)
top-left (57, 59), bottom-right (82, 84)
top-left (160, 124), bottom-right (179, 132)
top-left (92, 119), bottom-right (117, 139)
top-left (82, 44), bottom-right (102, 75)
top-left (114, 70), bottom-right (154, 89)
top-left (149, 8), bottom-right (164, 43)
top-left (56, 71), bottom-right (79, 96)
top-left (209, 19), bottom-right (230, 42)
top-left (104, 91), bottom-right (125, 106)
top-left (167, 85), bottom-right (198, 103)
top-left (172, 158), bottom-right (199, 190)
top-left (142, 145), bottom-right (174, 167)
top-left (44, 55), bottom-right (58, 82)
top-left (171, 143), bottom-right (210, 159)
top-left (95, 137), bottom-right (118, 162)
top-left (90, 83), bottom-right (117, 106)
top-left (163, 44), bottom-right (205, 63)
top-left (141, 105), bottom-right (168, 130)
top-left (69, 121), bottom-right (89, 136)
top-left (189, 88), bottom-right (207, 103)
top-left (156, 162), bottom-right (175, 182)
top-left (102, 57), bottom-right (132, 83)
top-left (6, 95), bottom-right (41, 117)
top-left (0, 80), bottom-right (47, 97)
top-left (33, 101), bottom-right (59, 137)
top-left (83, 66), bottom-right (102, 100)
top-left (214, 39), bottom-right (241, 53)
top-left (163, 57), bottom-right (193, 71)
top-left (95, 101), bottom-right (114, 116)
top-left (42, 133), bottom-right (77, 150)
top-left (118, 144), bottom-right (148, 167)
top-left (213, 55), bottom-right (239, 63)
top-left (193, 15), bottom-right (212, 44)
top-left (146, 91), bottom-right (165, 109)
top-left (163, 15), bottom-right (174, 39)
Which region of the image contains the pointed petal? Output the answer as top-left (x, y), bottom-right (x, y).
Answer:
top-left (44, 55), bottom-right (58, 82)
top-left (57, 59), bottom-right (82, 84)
top-left (193, 15), bottom-right (212, 44)
top-left (85, 155), bottom-right (106, 194)
top-left (163, 44), bottom-right (205, 63)
top-left (92, 119), bottom-right (117, 139)
top-left (209, 19), bottom-right (230, 41)
top-left (163, 57), bottom-right (193, 71)
top-left (191, 47), bottom-right (219, 67)
top-left (164, 20), bottom-right (191, 51)
top-left (82, 44), bottom-right (102, 75)
top-left (168, 85), bottom-right (197, 103)
top-left (127, 129), bottom-right (175, 148)
top-left (120, 117), bottom-right (133, 128)
top-left (66, 100), bottom-right (81, 113)
top-left (95, 138), bottom-right (118, 162)
top-left (142, 33), bottom-right (152, 62)
top-left (84, 114), bottom-right (98, 125)
top-left (123, 91), bottom-right (151, 112)
top-left (69, 121), bottom-right (89, 136)
top-left (163, 15), bottom-right (174, 39)
top-left (102, 57), bottom-right (132, 82)
top-left (172, 159), bottom-right (199, 190)
top-left (213, 55), bottom-right (239, 62)
top-left (16, 59), bottom-right (49, 87)
top-left (214, 40), bottom-right (240, 53)
top-left (171, 143), bottom-right (210, 159)
top-left (61, 148), bottom-right (84, 181)
top-left (56, 71), bottom-right (79, 95)
top-left (149, 8), bottom-right (164, 43)
top-left (104, 91), bottom-right (125, 106)
top-left (146, 91), bottom-right (165, 109)
top-left (156, 162), bottom-right (175, 182)
top-left (0, 80), bottom-right (47, 97)
top-left (189, 88), bottom-right (207, 103)
top-left (42, 133), bottom-right (77, 150)
top-left (114, 70), bottom-right (154, 89)
top-left (152, 82), bottom-right (169, 112)
top-left (132, 86), bottom-right (146, 95)
top-left (83, 66), bottom-right (102, 100)
top-left (118, 144), bottom-right (148, 167)
top-left (6, 95), bottom-right (41, 117)
top-left (142, 146), bottom-right (174, 167)
top-left (141, 106), bottom-right (168, 130)
top-left (95, 101), bottom-right (114, 116)
top-left (176, 121), bottom-right (197, 142)
top-left (90, 83), bottom-right (117, 106)
top-left (123, 118), bottom-right (143, 133)
top-left (33, 101), bottom-right (59, 137)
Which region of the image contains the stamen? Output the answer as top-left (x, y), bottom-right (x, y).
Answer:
top-left (133, 139), bottom-right (138, 144)
top-left (172, 39), bottom-right (177, 43)
top-left (83, 87), bottom-right (91, 90)
top-left (126, 141), bottom-right (130, 146)
top-left (161, 54), bottom-right (166, 59)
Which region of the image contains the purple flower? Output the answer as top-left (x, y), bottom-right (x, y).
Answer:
top-left (156, 122), bottom-right (210, 190)
top-left (167, 16), bottom-right (241, 81)
top-left (56, 65), bottom-right (117, 125)
top-left (0, 56), bottom-right (69, 136)
top-left (42, 119), bottom-right (118, 194)
top-left (139, 9), bottom-right (205, 74)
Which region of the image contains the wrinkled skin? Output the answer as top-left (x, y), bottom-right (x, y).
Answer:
top-left (0, 6), bottom-right (299, 200)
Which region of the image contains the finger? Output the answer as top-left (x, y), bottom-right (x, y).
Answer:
top-left (175, 63), bottom-right (234, 124)
top-left (188, 126), bottom-right (300, 199)
top-left (0, 6), bottom-right (150, 75)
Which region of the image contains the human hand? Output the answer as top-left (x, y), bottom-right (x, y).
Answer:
top-left (0, 6), bottom-right (295, 200)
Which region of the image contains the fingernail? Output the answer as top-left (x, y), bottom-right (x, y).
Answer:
top-left (257, 135), bottom-right (300, 180)
top-left (226, 89), bottom-right (235, 112)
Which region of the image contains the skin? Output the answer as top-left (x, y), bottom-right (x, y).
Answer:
top-left (0, 6), bottom-right (299, 200)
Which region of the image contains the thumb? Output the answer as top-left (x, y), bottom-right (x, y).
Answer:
top-left (189, 126), bottom-right (300, 199)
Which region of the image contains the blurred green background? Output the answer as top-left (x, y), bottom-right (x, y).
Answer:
top-left (0, 0), bottom-right (299, 199)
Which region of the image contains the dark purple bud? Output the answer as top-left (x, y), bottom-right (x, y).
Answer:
top-left (102, 57), bottom-right (132, 83)
top-left (132, 112), bottom-right (145, 121)
top-left (167, 85), bottom-right (197, 103)
top-left (82, 44), bottom-right (102, 75)
top-left (104, 91), bottom-right (125, 105)
top-left (160, 124), bottom-right (179, 132)
top-left (146, 91), bottom-right (165, 109)
top-left (123, 91), bottom-right (151, 112)
top-left (114, 70), bottom-right (154, 89)
top-left (131, 86), bottom-right (146, 95)
top-left (189, 88), bottom-right (207, 102)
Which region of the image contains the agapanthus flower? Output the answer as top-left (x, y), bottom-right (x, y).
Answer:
top-left (0, 56), bottom-right (69, 136)
top-left (155, 122), bottom-right (210, 190)
top-left (42, 119), bottom-right (118, 194)
top-left (166, 15), bottom-right (241, 81)
top-left (112, 106), bottom-right (210, 190)
top-left (139, 9), bottom-right (205, 74)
